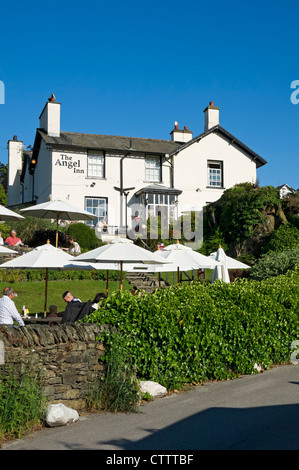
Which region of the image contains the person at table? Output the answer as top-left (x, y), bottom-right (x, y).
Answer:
top-left (61, 291), bottom-right (82, 323)
top-left (47, 304), bottom-right (63, 327)
top-left (96, 218), bottom-right (108, 232)
top-left (0, 286), bottom-right (24, 327)
top-left (4, 230), bottom-right (24, 246)
top-left (61, 237), bottom-right (81, 254)
top-left (62, 291), bottom-right (82, 303)
top-left (91, 292), bottom-right (107, 310)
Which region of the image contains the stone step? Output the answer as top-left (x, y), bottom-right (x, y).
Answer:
top-left (126, 272), bottom-right (169, 293)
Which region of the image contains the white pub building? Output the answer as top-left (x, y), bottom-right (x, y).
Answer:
top-left (7, 96), bottom-right (267, 238)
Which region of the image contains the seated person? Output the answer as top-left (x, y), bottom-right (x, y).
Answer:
top-left (0, 286), bottom-right (24, 327)
top-left (61, 237), bottom-right (81, 254)
top-left (91, 292), bottom-right (107, 310)
top-left (62, 291), bottom-right (81, 303)
top-left (61, 290), bottom-right (83, 323)
top-left (4, 230), bottom-right (24, 246)
top-left (61, 290), bottom-right (98, 323)
top-left (96, 218), bottom-right (108, 233)
top-left (47, 304), bottom-right (62, 327)
top-left (68, 237), bottom-right (81, 253)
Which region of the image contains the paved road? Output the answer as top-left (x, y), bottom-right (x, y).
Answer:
top-left (2, 364), bottom-right (299, 451)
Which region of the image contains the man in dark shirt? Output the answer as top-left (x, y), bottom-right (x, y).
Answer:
top-left (61, 291), bottom-right (82, 323)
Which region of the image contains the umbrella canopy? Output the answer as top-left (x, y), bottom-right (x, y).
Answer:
top-left (0, 246), bottom-right (18, 255)
top-left (211, 246), bottom-right (230, 284)
top-left (155, 242), bottom-right (220, 268)
top-left (20, 200), bottom-right (95, 247)
top-left (209, 252), bottom-right (250, 270)
top-left (126, 242), bottom-right (220, 288)
top-left (0, 242), bottom-right (75, 315)
top-left (74, 237), bottom-right (167, 290)
top-left (75, 237), bottom-right (165, 264)
top-left (153, 242), bottom-right (220, 284)
top-left (0, 204), bottom-right (25, 221)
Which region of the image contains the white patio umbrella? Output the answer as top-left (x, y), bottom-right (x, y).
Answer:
top-left (153, 241), bottom-right (220, 284)
top-left (0, 204), bottom-right (25, 221)
top-left (20, 200), bottom-right (95, 247)
top-left (211, 246), bottom-right (231, 284)
top-left (209, 252), bottom-right (250, 270)
top-left (74, 237), bottom-right (167, 290)
top-left (126, 241), bottom-right (220, 286)
top-left (0, 246), bottom-right (18, 255)
top-left (0, 242), bottom-right (75, 316)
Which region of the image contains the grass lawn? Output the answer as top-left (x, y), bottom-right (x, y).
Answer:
top-left (0, 279), bottom-right (131, 315)
top-left (1, 269), bottom-right (212, 316)
top-left (161, 269), bottom-right (213, 285)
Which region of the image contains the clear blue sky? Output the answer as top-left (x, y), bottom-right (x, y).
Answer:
top-left (0, 0), bottom-right (298, 189)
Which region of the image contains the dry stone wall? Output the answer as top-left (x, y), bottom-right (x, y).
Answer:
top-left (0, 323), bottom-right (111, 411)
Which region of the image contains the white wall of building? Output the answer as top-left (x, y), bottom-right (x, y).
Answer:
top-left (173, 131), bottom-right (257, 214)
top-left (7, 138), bottom-right (23, 206)
top-left (46, 148), bottom-right (172, 227)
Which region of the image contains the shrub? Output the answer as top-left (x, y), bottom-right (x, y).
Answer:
top-left (204, 183), bottom-right (281, 246)
top-left (65, 223), bottom-right (101, 251)
top-left (83, 267), bottom-right (299, 390)
top-left (262, 223), bottom-right (299, 254)
top-left (250, 247), bottom-right (299, 280)
top-left (10, 217), bottom-right (57, 246)
top-left (0, 268), bottom-right (121, 283)
top-left (0, 361), bottom-right (45, 441)
top-left (86, 333), bottom-right (140, 413)
top-left (28, 228), bottom-right (68, 247)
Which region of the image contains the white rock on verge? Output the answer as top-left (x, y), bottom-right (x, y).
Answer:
top-left (44, 404), bottom-right (79, 427)
top-left (140, 380), bottom-right (167, 398)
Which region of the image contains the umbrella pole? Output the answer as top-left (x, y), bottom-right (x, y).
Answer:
top-left (56, 216), bottom-right (59, 248)
top-left (177, 267), bottom-right (180, 285)
top-left (106, 270), bottom-right (109, 295)
top-left (120, 261), bottom-right (123, 291)
top-left (44, 268), bottom-right (48, 317)
top-left (158, 272), bottom-right (161, 288)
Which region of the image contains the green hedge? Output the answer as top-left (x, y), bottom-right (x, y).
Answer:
top-left (0, 269), bottom-right (121, 283)
top-left (84, 267), bottom-right (299, 389)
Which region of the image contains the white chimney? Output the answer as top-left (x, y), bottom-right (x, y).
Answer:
top-left (170, 121), bottom-right (193, 143)
top-left (203, 101), bottom-right (220, 132)
top-left (7, 136), bottom-right (23, 206)
top-left (39, 94), bottom-right (60, 137)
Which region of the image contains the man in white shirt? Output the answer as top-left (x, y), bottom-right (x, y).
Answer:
top-left (0, 286), bottom-right (25, 326)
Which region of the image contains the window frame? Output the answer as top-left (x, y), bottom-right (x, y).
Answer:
top-left (207, 160), bottom-right (224, 188)
top-left (87, 151), bottom-right (105, 179)
top-left (144, 155), bottom-right (162, 183)
top-left (85, 196), bottom-right (108, 226)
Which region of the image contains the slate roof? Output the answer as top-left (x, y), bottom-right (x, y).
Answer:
top-left (168, 124), bottom-right (267, 168)
top-left (37, 129), bottom-right (182, 155)
top-left (32, 124), bottom-right (267, 169)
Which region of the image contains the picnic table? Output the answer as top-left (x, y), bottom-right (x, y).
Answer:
top-left (22, 316), bottom-right (62, 324)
